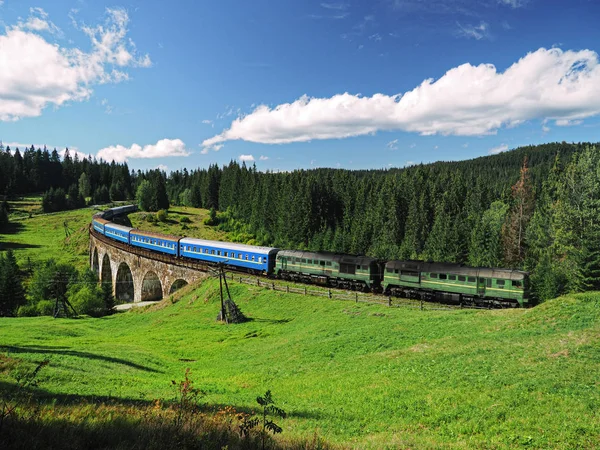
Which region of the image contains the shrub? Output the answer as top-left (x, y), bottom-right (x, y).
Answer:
top-left (180, 216), bottom-right (191, 224)
top-left (69, 286), bottom-right (105, 317)
top-left (156, 209), bottom-right (168, 223)
top-left (16, 304), bottom-right (38, 317)
top-left (36, 300), bottom-right (55, 316)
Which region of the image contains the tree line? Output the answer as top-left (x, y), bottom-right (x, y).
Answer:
top-left (2, 140), bottom-right (599, 302)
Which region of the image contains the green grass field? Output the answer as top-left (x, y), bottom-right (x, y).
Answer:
top-left (1, 279), bottom-right (599, 448)
top-left (1, 204), bottom-right (599, 448)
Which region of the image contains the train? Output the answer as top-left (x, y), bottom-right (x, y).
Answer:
top-left (92, 206), bottom-right (529, 307)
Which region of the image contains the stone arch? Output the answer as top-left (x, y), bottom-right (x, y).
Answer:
top-left (101, 253), bottom-right (112, 292)
top-left (92, 248), bottom-right (99, 278)
top-left (141, 271), bottom-right (163, 302)
top-left (169, 279), bottom-right (188, 295)
top-left (116, 262), bottom-right (134, 303)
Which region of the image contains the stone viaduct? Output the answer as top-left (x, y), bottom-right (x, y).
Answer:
top-left (90, 231), bottom-right (207, 303)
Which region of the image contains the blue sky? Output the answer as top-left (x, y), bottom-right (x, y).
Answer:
top-left (1, 0), bottom-right (600, 172)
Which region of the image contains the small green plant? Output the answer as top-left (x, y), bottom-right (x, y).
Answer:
top-left (171, 368), bottom-right (205, 430)
top-left (239, 390), bottom-right (287, 450)
top-left (180, 216), bottom-right (191, 224)
top-left (146, 213), bottom-right (157, 223)
top-left (203, 207), bottom-right (219, 226)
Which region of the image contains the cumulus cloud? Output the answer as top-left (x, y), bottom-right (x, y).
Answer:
top-left (97, 139), bottom-right (189, 163)
top-left (456, 21), bottom-right (490, 40)
top-left (202, 48), bottom-right (600, 150)
top-left (0, 7), bottom-right (150, 122)
top-left (239, 154), bottom-right (255, 162)
top-left (489, 144), bottom-right (509, 155)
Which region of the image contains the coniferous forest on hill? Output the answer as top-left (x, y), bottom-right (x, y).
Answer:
top-left (1, 141), bottom-right (599, 302)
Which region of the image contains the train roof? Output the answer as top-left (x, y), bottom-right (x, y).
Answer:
top-left (277, 250), bottom-right (378, 266)
top-left (105, 223), bottom-right (133, 232)
top-left (385, 260), bottom-right (527, 280)
top-left (179, 237), bottom-right (278, 254)
top-left (93, 217), bottom-right (110, 224)
top-left (131, 228), bottom-right (181, 242)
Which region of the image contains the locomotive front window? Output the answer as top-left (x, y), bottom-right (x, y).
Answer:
top-left (513, 280), bottom-right (522, 288)
top-left (497, 280), bottom-right (505, 287)
top-left (320, 260), bottom-right (325, 266)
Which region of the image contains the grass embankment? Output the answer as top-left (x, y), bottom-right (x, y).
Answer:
top-left (1, 280), bottom-right (599, 449)
top-left (128, 206), bottom-right (232, 242)
top-left (1, 199), bottom-right (94, 269)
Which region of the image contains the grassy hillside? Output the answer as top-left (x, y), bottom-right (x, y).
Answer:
top-left (1, 279), bottom-right (599, 448)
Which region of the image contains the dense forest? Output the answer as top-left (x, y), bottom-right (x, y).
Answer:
top-left (1, 141), bottom-right (599, 302)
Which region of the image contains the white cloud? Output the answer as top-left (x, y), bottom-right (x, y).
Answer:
top-left (320, 2), bottom-right (348, 10)
top-left (259, 155), bottom-right (269, 160)
top-left (96, 139), bottom-right (189, 163)
top-left (489, 144), bottom-right (509, 155)
top-left (60, 147), bottom-right (93, 160)
top-left (542, 125), bottom-right (551, 133)
top-left (2, 142), bottom-right (91, 159)
top-left (456, 21), bottom-right (490, 40)
top-left (156, 164), bottom-right (168, 172)
top-left (202, 48), bottom-right (600, 149)
top-left (368, 33), bottom-right (382, 42)
top-left (202, 119), bottom-right (213, 125)
top-left (555, 119), bottom-right (583, 126)
top-left (498, 0), bottom-right (527, 8)
top-left (239, 154), bottom-right (255, 162)
top-left (387, 139), bottom-right (398, 149)
top-left (0, 7), bottom-right (151, 122)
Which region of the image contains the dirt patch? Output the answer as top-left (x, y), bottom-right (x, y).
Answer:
top-left (548, 349), bottom-right (569, 358)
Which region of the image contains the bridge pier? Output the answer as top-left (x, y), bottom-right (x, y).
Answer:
top-left (90, 233), bottom-right (206, 303)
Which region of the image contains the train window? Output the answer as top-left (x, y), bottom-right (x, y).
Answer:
top-left (468, 276), bottom-right (476, 283)
top-left (326, 261), bottom-right (332, 266)
top-left (513, 280), bottom-right (522, 288)
top-left (245, 255), bottom-right (249, 260)
top-left (449, 275), bottom-right (456, 281)
top-left (252, 256), bottom-right (255, 261)
top-left (357, 265), bottom-right (361, 270)
top-left (238, 253), bottom-right (242, 259)
top-left (301, 259), bottom-right (306, 263)
top-left (430, 273), bottom-right (438, 279)
top-left (486, 279), bottom-right (492, 287)
top-left (386, 268), bottom-right (393, 273)
top-left (395, 269), bottom-right (399, 274)
top-left (439, 274), bottom-right (447, 280)
top-left (258, 257), bottom-right (262, 263)
top-left (497, 280), bottom-right (505, 287)
top-left (363, 266), bottom-right (368, 270)
top-left (320, 260), bottom-right (326, 266)
top-left (211, 250), bottom-right (215, 255)
top-left (458, 276), bottom-right (466, 282)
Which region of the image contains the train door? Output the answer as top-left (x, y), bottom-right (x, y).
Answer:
top-left (281, 256), bottom-right (287, 270)
top-left (477, 278), bottom-right (486, 297)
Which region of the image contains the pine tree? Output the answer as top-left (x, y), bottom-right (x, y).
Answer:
top-left (502, 157), bottom-right (534, 267)
top-left (0, 250), bottom-right (26, 316)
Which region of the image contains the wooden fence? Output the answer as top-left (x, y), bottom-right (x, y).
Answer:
top-left (229, 274), bottom-right (461, 311)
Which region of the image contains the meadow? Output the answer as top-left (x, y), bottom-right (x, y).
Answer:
top-left (1, 203), bottom-right (599, 448)
top-left (1, 278), bottom-right (599, 448)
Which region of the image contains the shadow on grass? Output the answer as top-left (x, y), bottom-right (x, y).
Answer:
top-left (0, 345), bottom-right (162, 374)
top-left (0, 242), bottom-right (42, 251)
top-left (0, 221), bottom-right (25, 235)
top-left (248, 317), bottom-right (294, 325)
top-left (0, 382), bottom-right (332, 450)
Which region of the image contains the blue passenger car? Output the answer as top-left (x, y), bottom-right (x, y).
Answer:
top-left (92, 216), bottom-right (108, 234)
top-left (130, 229), bottom-right (179, 256)
top-left (104, 223), bottom-right (132, 244)
top-left (179, 237), bottom-right (279, 273)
